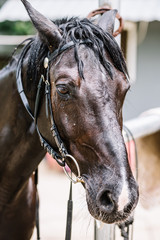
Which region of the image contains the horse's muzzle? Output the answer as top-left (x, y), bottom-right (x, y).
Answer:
top-left (84, 175), bottom-right (139, 224)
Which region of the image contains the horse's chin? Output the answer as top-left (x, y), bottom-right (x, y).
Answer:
top-left (89, 208), bottom-right (132, 224)
top-left (87, 199), bottom-right (137, 224)
top-left (94, 211), bottom-right (131, 224)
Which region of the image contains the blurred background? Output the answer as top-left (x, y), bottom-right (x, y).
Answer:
top-left (0, 0), bottom-right (160, 239)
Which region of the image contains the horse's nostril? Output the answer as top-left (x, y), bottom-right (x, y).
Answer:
top-left (97, 190), bottom-right (115, 214)
top-left (101, 192), bottom-right (112, 206)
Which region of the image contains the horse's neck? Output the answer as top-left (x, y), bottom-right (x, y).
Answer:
top-left (0, 58), bottom-right (19, 141)
top-left (0, 57), bottom-right (45, 208)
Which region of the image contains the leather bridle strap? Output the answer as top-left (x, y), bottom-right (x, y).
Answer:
top-left (16, 40), bottom-right (34, 120)
top-left (65, 181), bottom-right (73, 240)
top-left (48, 39), bottom-right (92, 62)
top-left (16, 39), bottom-right (89, 176)
top-left (34, 74), bottom-right (66, 166)
top-left (35, 169), bottom-right (40, 240)
top-left (48, 41), bottom-right (75, 61)
top-left (16, 41), bottom-right (66, 167)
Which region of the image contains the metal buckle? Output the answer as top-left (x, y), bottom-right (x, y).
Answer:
top-left (63, 154), bottom-right (84, 184)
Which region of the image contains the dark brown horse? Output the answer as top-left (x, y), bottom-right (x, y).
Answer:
top-left (0, 0), bottom-right (139, 239)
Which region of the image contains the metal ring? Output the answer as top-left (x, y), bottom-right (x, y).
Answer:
top-left (86, 6), bottom-right (124, 37)
top-left (63, 154), bottom-right (84, 184)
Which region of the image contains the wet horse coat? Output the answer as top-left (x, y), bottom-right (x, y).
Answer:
top-left (0, 0), bottom-right (138, 239)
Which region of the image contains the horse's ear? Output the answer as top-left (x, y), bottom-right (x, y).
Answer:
top-left (97, 9), bottom-right (117, 35)
top-left (21, 0), bottom-right (61, 52)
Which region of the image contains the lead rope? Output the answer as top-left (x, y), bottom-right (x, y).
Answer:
top-left (35, 176), bottom-right (74, 240)
top-left (35, 168), bottom-right (40, 240)
top-left (65, 177), bottom-right (73, 240)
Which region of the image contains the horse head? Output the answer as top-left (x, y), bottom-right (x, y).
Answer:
top-left (21, 0), bottom-right (139, 224)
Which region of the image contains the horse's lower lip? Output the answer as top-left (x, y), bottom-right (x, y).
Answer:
top-left (87, 200), bottom-right (137, 224)
top-left (94, 210), bottom-right (132, 224)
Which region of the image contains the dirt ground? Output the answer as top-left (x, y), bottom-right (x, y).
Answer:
top-left (31, 161), bottom-right (160, 240)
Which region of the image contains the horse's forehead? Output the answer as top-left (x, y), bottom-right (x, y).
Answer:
top-left (54, 46), bottom-right (96, 67)
top-left (52, 46), bottom-right (103, 81)
top-left (52, 45), bottom-right (127, 90)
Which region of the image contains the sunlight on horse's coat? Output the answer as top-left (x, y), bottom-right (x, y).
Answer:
top-left (118, 181), bottom-right (129, 212)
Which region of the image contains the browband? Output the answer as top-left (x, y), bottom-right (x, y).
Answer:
top-left (48, 39), bottom-right (92, 61)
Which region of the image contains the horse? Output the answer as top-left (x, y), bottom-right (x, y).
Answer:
top-left (0, 0), bottom-right (139, 239)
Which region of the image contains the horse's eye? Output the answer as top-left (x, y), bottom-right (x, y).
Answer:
top-left (56, 85), bottom-right (69, 96)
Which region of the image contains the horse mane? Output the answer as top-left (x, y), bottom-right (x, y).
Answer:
top-left (18, 17), bottom-right (128, 90)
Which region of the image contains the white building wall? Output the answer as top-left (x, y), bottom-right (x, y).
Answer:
top-left (123, 21), bottom-right (160, 120)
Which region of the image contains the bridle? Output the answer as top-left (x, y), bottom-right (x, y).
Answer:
top-left (16, 39), bottom-right (90, 184)
top-left (16, 39), bottom-right (91, 240)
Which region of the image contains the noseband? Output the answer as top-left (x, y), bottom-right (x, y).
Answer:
top-left (16, 39), bottom-right (90, 184)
